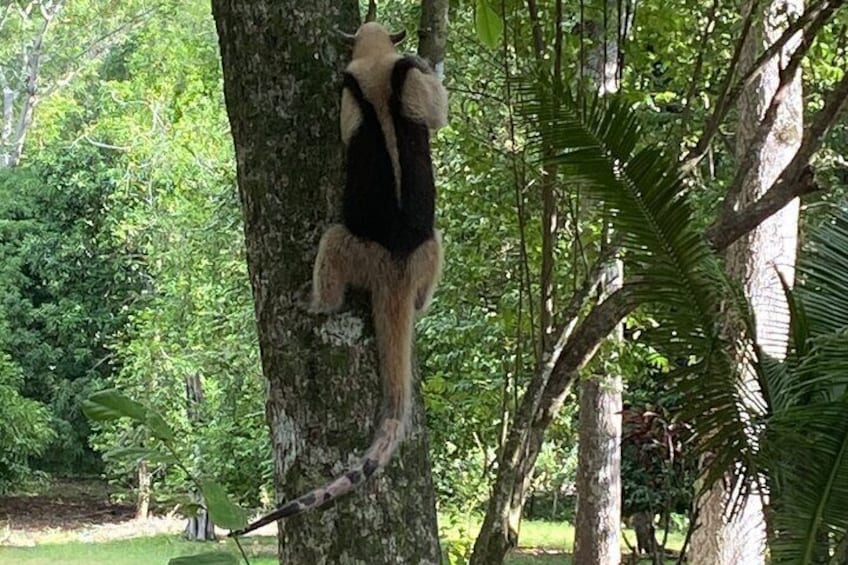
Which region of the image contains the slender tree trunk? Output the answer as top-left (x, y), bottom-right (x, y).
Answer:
top-left (418, 0), bottom-right (449, 76)
top-left (136, 459), bottom-right (150, 520)
top-left (184, 490), bottom-right (216, 542)
top-left (573, 4), bottom-right (626, 560)
top-left (574, 259), bottom-right (623, 565)
top-left (183, 374), bottom-right (216, 541)
top-left (212, 2), bottom-right (441, 563)
top-left (689, 0), bottom-right (803, 561)
top-left (470, 280), bottom-right (635, 565)
top-left (573, 375), bottom-right (623, 564)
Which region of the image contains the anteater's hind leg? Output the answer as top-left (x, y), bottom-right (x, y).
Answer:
top-left (409, 230), bottom-right (443, 312)
top-left (311, 224), bottom-right (392, 312)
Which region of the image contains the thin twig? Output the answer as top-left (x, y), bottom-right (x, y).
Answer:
top-left (679, 0), bottom-right (762, 172)
top-left (233, 535), bottom-right (251, 565)
top-left (501, 0), bottom-right (537, 344)
top-left (684, 0), bottom-right (720, 111)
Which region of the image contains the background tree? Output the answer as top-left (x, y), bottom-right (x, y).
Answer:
top-left (468, 0), bottom-right (848, 562)
top-left (691, 0), bottom-right (805, 559)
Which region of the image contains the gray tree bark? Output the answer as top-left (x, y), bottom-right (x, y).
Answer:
top-left (573, 6), bottom-right (627, 561)
top-left (417, 0), bottom-right (449, 76)
top-left (136, 459), bottom-right (150, 520)
top-left (212, 2), bottom-right (441, 563)
top-left (573, 266), bottom-right (623, 565)
top-left (183, 374), bottom-right (216, 541)
top-left (573, 376), bottom-right (623, 564)
top-left (689, 0), bottom-right (804, 561)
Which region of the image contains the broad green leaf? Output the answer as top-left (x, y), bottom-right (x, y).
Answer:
top-left (168, 552), bottom-right (238, 565)
top-left (200, 480), bottom-right (247, 531)
top-left (104, 446), bottom-right (175, 465)
top-left (82, 389), bottom-right (146, 422)
top-left (146, 410), bottom-right (176, 443)
top-left (475, 0), bottom-right (502, 49)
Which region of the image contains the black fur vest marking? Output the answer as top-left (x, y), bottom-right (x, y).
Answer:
top-left (341, 56), bottom-right (436, 259)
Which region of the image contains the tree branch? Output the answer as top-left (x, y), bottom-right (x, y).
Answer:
top-left (684, 0), bottom-right (720, 110)
top-left (681, 0), bottom-right (843, 172)
top-left (679, 0), bottom-right (761, 172)
top-left (706, 68), bottom-right (848, 250)
top-left (526, 0), bottom-right (545, 59)
top-left (722, 2), bottom-right (832, 210)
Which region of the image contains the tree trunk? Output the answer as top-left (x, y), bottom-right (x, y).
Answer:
top-left (689, 0), bottom-right (803, 561)
top-left (631, 511), bottom-right (657, 557)
top-left (212, 2), bottom-right (441, 563)
top-left (183, 374), bottom-right (216, 541)
top-left (184, 490), bottom-right (216, 542)
top-left (417, 0), bottom-right (449, 76)
top-left (136, 459), bottom-right (150, 520)
top-left (573, 7), bottom-right (626, 561)
top-left (470, 284), bottom-right (636, 565)
top-left (573, 375), bottom-right (623, 565)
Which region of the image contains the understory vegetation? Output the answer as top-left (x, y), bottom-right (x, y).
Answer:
top-left (1, 0), bottom-right (846, 564)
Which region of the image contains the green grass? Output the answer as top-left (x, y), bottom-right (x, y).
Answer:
top-left (440, 514), bottom-right (686, 564)
top-left (0, 535), bottom-right (278, 565)
top-left (0, 517), bottom-right (686, 564)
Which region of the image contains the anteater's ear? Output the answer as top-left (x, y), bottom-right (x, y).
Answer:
top-left (389, 30), bottom-right (407, 45)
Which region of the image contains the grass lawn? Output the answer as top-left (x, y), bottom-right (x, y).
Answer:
top-left (0, 534), bottom-right (276, 565)
top-left (0, 517), bottom-right (685, 564)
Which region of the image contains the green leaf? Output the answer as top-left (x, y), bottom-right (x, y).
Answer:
top-left (104, 446), bottom-right (175, 465)
top-left (168, 552), bottom-right (239, 565)
top-left (82, 389), bottom-right (146, 422)
top-left (475, 0), bottom-right (503, 49)
top-left (146, 410), bottom-right (176, 443)
top-left (201, 480), bottom-right (247, 531)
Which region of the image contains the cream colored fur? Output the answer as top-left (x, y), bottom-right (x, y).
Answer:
top-left (401, 68), bottom-right (449, 130)
top-left (340, 22), bottom-right (448, 202)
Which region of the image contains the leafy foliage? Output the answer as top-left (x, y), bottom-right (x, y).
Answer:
top-left (517, 85), bottom-right (757, 497)
top-left (621, 368), bottom-right (696, 520)
top-left (758, 206), bottom-right (848, 563)
top-left (0, 147), bottom-right (136, 475)
top-left (0, 353), bottom-right (54, 492)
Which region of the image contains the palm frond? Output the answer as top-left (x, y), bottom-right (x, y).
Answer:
top-left (796, 208), bottom-right (848, 336)
top-left (759, 206), bottom-right (848, 563)
top-left (515, 84), bottom-right (759, 499)
top-left (764, 399), bottom-right (848, 564)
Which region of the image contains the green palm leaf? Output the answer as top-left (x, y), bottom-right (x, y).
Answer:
top-left (765, 399), bottom-right (848, 564)
top-left (796, 210), bottom-right (848, 336)
top-left (516, 85), bottom-right (759, 497)
top-left (760, 206), bottom-right (848, 563)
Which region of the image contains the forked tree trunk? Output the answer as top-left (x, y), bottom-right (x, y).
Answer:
top-left (689, 0), bottom-right (803, 561)
top-left (212, 2), bottom-right (441, 563)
